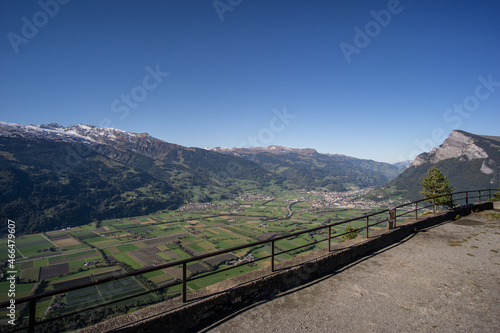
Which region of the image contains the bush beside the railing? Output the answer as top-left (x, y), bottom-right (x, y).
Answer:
top-left (342, 225), bottom-right (359, 241)
top-left (491, 186), bottom-right (500, 202)
top-left (492, 187), bottom-right (500, 210)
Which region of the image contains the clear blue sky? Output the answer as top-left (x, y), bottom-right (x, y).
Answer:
top-left (1, 0), bottom-right (499, 163)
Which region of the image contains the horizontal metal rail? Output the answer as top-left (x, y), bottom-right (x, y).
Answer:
top-left (1, 188), bottom-right (496, 333)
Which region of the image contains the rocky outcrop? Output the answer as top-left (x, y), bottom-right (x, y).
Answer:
top-left (412, 130), bottom-right (489, 167)
top-left (480, 160), bottom-right (495, 175)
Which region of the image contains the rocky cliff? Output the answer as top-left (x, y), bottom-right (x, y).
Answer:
top-left (412, 130), bottom-right (492, 167)
top-left (378, 130), bottom-right (500, 200)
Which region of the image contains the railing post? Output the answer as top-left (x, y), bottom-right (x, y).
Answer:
top-left (388, 208), bottom-right (396, 230)
top-left (466, 191), bottom-right (469, 205)
top-left (432, 198), bottom-right (436, 214)
top-left (182, 262), bottom-right (187, 303)
top-left (394, 208), bottom-right (397, 228)
top-left (328, 226), bottom-right (331, 252)
top-left (488, 189), bottom-right (492, 201)
top-left (414, 202), bottom-right (418, 219)
top-left (29, 299), bottom-right (36, 333)
top-left (478, 190), bottom-right (481, 204)
top-left (365, 216), bottom-right (369, 238)
top-left (271, 240), bottom-right (275, 272)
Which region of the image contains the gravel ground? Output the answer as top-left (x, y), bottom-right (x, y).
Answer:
top-left (201, 211), bottom-right (500, 333)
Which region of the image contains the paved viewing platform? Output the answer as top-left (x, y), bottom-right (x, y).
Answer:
top-left (202, 210), bottom-right (500, 332)
top-left (78, 206), bottom-right (499, 333)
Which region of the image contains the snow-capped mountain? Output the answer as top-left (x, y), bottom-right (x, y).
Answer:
top-left (0, 121), bottom-right (139, 143)
top-left (0, 122), bottom-right (268, 234)
top-left (0, 121), bottom-right (189, 161)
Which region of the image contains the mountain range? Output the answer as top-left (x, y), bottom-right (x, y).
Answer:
top-left (209, 146), bottom-right (406, 191)
top-left (0, 122), bottom-right (404, 234)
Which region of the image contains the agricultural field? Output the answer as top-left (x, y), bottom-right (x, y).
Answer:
top-left (0, 190), bottom-right (388, 324)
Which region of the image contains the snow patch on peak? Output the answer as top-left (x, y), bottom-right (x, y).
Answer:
top-left (0, 121), bottom-right (143, 145)
top-left (208, 147), bottom-right (231, 151)
top-left (73, 124), bottom-right (95, 131)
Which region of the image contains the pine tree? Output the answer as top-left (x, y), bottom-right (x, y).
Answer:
top-left (420, 167), bottom-right (455, 208)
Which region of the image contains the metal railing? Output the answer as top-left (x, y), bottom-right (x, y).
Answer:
top-left (1, 188), bottom-right (496, 332)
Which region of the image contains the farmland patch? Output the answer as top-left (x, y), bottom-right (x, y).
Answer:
top-left (53, 276), bottom-right (93, 291)
top-left (21, 267), bottom-right (40, 282)
top-left (143, 234), bottom-right (183, 247)
top-left (52, 236), bottom-right (81, 248)
top-left (91, 266), bottom-right (122, 277)
top-left (108, 246), bottom-right (121, 254)
top-left (49, 251), bottom-right (99, 265)
top-left (205, 253), bottom-right (238, 266)
top-left (114, 252), bottom-right (143, 269)
top-left (40, 263), bottom-right (70, 280)
top-left (22, 261), bottom-right (33, 269)
top-left (149, 273), bottom-right (174, 286)
top-left (128, 248), bottom-right (165, 266)
top-left (187, 262), bottom-right (207, 275)
top-left (117, 243), bottom-right (139, 252)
